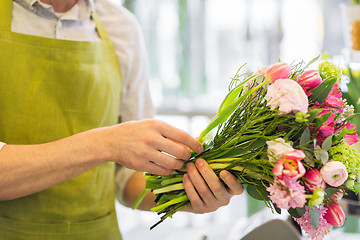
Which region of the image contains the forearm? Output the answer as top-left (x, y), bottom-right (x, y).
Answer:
top-left (0, 128), bottom-right (106, 200)
top-left (122, 172), bottom-right (156, 210)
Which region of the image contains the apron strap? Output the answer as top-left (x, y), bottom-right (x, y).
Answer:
top-left (91, 12), bottom-right (111, 42)
top-left (0, 0), bottom-right (13, 31)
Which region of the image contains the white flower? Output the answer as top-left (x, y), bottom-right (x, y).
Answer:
top-left (266, 138), bottom-right (294, 162)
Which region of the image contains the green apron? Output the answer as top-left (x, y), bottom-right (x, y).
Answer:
top-left (0, 1), bottom-right (123, 239)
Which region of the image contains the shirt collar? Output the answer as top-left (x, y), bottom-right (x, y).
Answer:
top-left (13, 0), bottom-right (95, 21)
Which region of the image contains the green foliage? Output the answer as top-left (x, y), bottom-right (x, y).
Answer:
top-left (309, 206), bottom-right (320, 228)
top-left (308, 77), bottom-right (337, 105)
top-left (329, 141), bottom-right (360, 175)
top-left (318, 60), bottom-right (343, 82)
top-left (288, 207), bottom-right (306, 218)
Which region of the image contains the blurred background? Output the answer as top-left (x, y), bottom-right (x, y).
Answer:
top-left (113, 0), bottom-right (360, 239)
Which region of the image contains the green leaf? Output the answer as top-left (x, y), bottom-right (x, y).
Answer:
top-left (352, 182), bottom-right (360, 195)
top-left (307, 108), bottom-right (323, 123)
top-left (274, 204), bottom-right (282, 214)
top-left (303, 150), bottom-right (315, 167)
top-left (247, 185), bottom-right (266, 201)
top-left (288, 207), bottom-right (306, 218)
top-left (333, 125), bottom-right (356, 145)
top-left (322, 135), bottom-right (333, 151)
top-left (220, 149), bottom-right (250, 158)
top-left (198, 81), bottom-right (267, 142)
top-left (313, 112), bottom-right (331, 133)
top-left (300, 127), bottom-right (311, 146)
top-left (309, 76), bottom-right (337, 105)
top-left (309, 206), bottom-right (320, 228)
top-left (218, 81), bottom-right (246, 113)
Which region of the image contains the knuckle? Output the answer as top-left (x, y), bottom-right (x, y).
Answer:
top-left (212, 183), bottom-right (223, 193)
top-left (197, 186), bottom-right (208, 196)
top-left (222, 197), bottom-right (230, 206)
top-left (177, 132), bottom-right (188, 143)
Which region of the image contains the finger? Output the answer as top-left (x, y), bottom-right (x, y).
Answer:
top-left (159, 124), bottom-right (203, 154)
top-left (156, 138), bottom-right (192, 160)
top-left (195, 159), bottom-right (231, 204)
top-left (219, 170), bottom-right (244, 195)
top-left (142, 162), bottom-right (173, 176)
top-left (183, 173), bottom-right (206, 213)
top-left (147, 149), bottom-right (185, 170)
top-left (186, 161), bottom-right (218, 207)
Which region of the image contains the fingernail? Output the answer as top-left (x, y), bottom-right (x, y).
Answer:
top-left (196, 158), bottom-right (204, 167)
top-left (221, 171), bottom-right (231, 180)
top-left (197, 145), bottom-right (203, 153)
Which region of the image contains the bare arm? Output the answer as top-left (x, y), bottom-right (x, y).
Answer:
top-left (0, 119), bottom-right (202, 201)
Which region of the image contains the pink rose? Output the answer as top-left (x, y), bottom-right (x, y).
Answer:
top-left (266, 79), bottom-right (309, 114)
top-left (296, 70), bottom-right (322, 94)
top-left (265, 62), bottom-right (291, 83)
top-left (303, 169), bottom-right (326, 192)
top-left (323, 201), bottom-right (345, 227)
top-left (266, 138), bottom-right (294, 162)
top-left (273, 149), bottom-right (306, 181)
top-left (320, 161), bottom-right (348, 187)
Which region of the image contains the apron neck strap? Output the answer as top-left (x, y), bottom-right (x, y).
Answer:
top-left (0, 0), bottom-right (13, 31)
top-left (91, 12), bottom-right (110, 42)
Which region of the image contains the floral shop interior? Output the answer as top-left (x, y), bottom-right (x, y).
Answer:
top-left (115, 0), bottom-right (360, 239)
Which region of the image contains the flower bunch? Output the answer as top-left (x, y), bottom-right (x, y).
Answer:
top-left (133, 58), bottom-right (360, 239)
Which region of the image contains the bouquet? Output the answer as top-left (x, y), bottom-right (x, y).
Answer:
top-left (133, 57), bottom-right (360, 240)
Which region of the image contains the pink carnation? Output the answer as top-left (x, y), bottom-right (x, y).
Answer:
top-left (267, 177), bottom-right (306, 210)
top-left (266, 79), bottom-right (309, 114)
top-left (294, 205), bottom-right (332, 240)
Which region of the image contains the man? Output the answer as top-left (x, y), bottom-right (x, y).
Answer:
top-left (0, 0), bottom-right (243, 239)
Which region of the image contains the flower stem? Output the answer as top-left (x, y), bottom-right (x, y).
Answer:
top-left (132, 188), bottom-right (148, 210)
top-left (209, 163), bottom-right (273, 183)
top-left (152, 183), bottom-right (184, 195)
top-left (151, 195), bottom-right (189, 213)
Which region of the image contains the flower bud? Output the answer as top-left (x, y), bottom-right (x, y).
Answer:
top-left (320, 161), bottom-right (348, 187)
top-left (308, 189), bottom-right (325, 208)
top-left (345, 179), bottom-right (355, 188)
top-left (323, 201), bottom-right (345, 227)
top-left (303, 169), bottom-right (326, 192)
top-left (265, 62), bottom-right (291, 83)
top-left (295, 111), bottom-right (309, 123)
top-left (346, 174), bottom-right (357, 188)
top-left (297, 70), bottom-right (322, 92)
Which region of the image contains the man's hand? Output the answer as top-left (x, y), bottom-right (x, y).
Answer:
top-left (100, 119), bottom-right (203, 175)
top-left (182, 158), bottom-right (244, 213)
